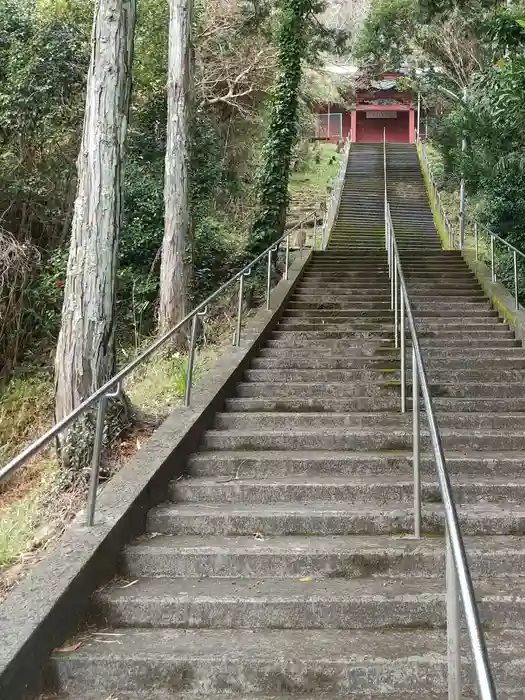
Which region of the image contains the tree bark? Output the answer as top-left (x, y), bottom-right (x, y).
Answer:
top-left (54, 0), bottom-right (136, 458)
top-left (158, 0), bottom-right (193, 343)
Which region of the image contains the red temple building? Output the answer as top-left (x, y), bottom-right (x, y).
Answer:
top-left (314, 72), bottom-right (416, 144)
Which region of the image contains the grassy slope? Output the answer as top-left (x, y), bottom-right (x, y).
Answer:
top-left (289, 141), bottom-right (342, 209)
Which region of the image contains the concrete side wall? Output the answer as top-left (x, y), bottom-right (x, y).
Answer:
top-left (463, 248), bottom-right (525, 342)
top-left (416, 144), bottom-right (449, 250)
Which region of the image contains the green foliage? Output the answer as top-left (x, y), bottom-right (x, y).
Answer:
top-left (0, 0), bottom-right (271, 380)
top-left (193, 217), bottom-right (244, 302)
top-left (250, 0), bottom-right (334, 256)
top-left (353, 0), bottom-right (417, 72)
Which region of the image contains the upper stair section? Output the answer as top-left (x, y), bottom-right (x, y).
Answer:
top-left (328, 144), bottom-right (385, 250)
top-left (327, 143), bottom-right (441, 252)
top-left (386, 144), bottom-right (441, 251)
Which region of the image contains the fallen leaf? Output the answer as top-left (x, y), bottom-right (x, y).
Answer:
top-left (118, 579), bottom-right (138, 589)
top-left (56, 642), bottom-right (83, 653)
top-left (299, 576), bottom-right (313, 582)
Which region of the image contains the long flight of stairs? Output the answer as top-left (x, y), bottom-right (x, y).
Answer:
top-left (45, 145), bottom-right (525, 698)
top-left (329, 143), bottom-right (441, 251)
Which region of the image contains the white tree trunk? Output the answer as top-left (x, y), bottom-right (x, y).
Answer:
top-left (54, 0), bottom-right (136, 432)
top-left (159, 0), bottom-right (192, 341)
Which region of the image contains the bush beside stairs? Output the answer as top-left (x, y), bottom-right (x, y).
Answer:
top-left (45, 143), bottom-right (525, 698)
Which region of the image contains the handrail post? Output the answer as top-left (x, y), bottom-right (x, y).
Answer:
top-left (400, 288), bottom-right (406, 413)
top-left (474, 222), bottom-right (479, 261)
top-left (491, 236), bottom-right (496, 282)
top-left (185, 314), bottom-right (200, 407)
top-left (234, 274), bottom-right (245, 347)
top-left (459, 136), bottom-right (466, 250)
top-left (87, 396), bottom-right (108, 527)
top-left (385, 216), bottom-right (390, 272)
top-left (412, 346), bottom-right (421, 538)
top-left (383, 128), bottom-right (387, 252)
top-left (389, 209), bottom-right (395, 309)
top-left (447, 527), bottom-right (462, 700)
top-left (394, 258), bottom-right (399, 349)
top-left (266, 248), bottom-right (273, 310)
top-left (266, 246), bottom-right (277, 310)
top-left (284, 234), bottom-right (291, 281)
top-left (86, 382), bottom-right (121, 526)
top-left (312, 212), bottom-right (317, 251)
top-left (514, 250), bottom-right (519, 311)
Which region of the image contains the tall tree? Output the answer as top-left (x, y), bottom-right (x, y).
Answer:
top-left (54, 0), bottom-right (136, 456)
top-left (158, 0), bottom-right (192, 341)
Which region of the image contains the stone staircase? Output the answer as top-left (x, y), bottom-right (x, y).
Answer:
top-left (329, 143), bottom-right (442, 251)
top-left (387, 144), bottom-right (442, 250)
top-left (44, 146), bottom-right (525, 698)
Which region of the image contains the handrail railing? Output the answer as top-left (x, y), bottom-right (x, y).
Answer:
top-left (0, 210), bottom-right (318, 524)
top-left (384, 131), bottom-right (497, 699)
top-left (321, 130), bottom-right (352, 249)
top-left (386, 205), bottom-right (497, 700)
top-left (417, 134), bottom-right (525, 311)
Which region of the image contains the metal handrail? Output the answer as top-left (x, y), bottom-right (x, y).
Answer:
top-left (384, 129), bottom-right (496, 699)
top-left (417, 135), bottom-right (524, 311)
top-left (322, 130), bottom-right (352, 249)
top-left (386, 205), bottom-right (497, 700)
top-left (0, 210), bottom-right (318, 524)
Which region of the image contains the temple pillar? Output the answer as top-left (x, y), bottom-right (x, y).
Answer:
top-left (409, 109), bottom-right (415, 143)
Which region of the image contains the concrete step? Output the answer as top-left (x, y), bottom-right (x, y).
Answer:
top-left (252, 355), bottom-right (525, 370)
top-left (224, 396), bottom-right (525, 413)
top-left (46, 694), bottom-right (514, 700)
top-left (288, 301), bottom-right (393, 310)
top-left (93, 575), bottom-right (525, 630)
top-left (147, 501), bottom-right (525, 536)
top-left (123, 534), bottom-right (525, 579)
top-left (228, 397), bottom-right (405, 412)
top-left (282, 312), bottom-right (500, 323)
top-left (235, 382), bottom-right (403, 398)
top-left (187, 450), bottom-right (525, 479)
top-left (216, 410), bottom-right (525, 430)
top-left (287, 304), bottom-right (491, 313)
top-left (272, 327), bottom-right (513, 338)
top-left (244, 368), bottom-right (525, 383)
top-left (260, 344), bottom-right (399, 356)
top-left (48, 627), bottom-right (525, 696)
top-left (201, 427), bottom-right (525, 451)
top-left (276, 322), bottom-right (505, 333)
top-left (47, 687), bottom-right (512, 700)
top-left (266, 337), bottom-right (520, 348)
top-left (267, 336), bottom-right (519, 348)
top-left (172, 475), bottom-right (525, 506)
top-left (291, 293), bottom-right (486, 302)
